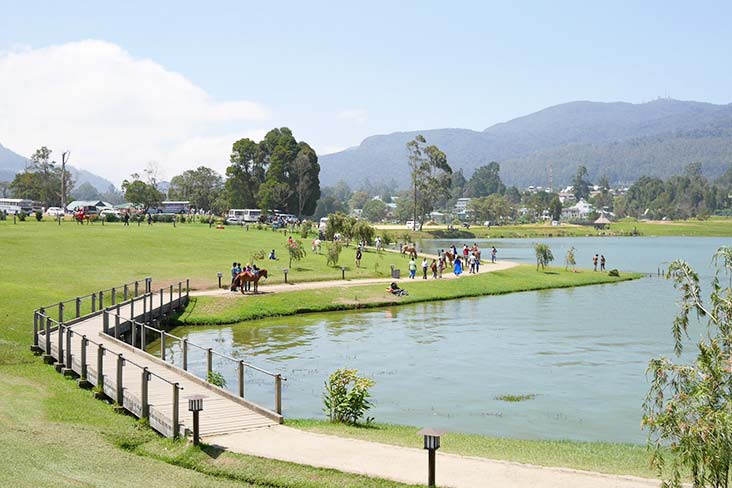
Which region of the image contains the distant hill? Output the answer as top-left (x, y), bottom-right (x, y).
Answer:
top-left (319, 99), bottom-right (732, 188)
top-left (0, 143), bottom-right (116, 193)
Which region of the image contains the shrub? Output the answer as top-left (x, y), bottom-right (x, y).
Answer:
top-left (250, 249), bottom-right (266, 265)
top-left (353, 220), bottom-right (375, 245)
top-left (0, 210), bottom-right (6, 221)
top-left (207, 371), bottom-right (227, 388)
top-left (608, 269), bottom-right (620, 277)
top-left (285, 239), bottom-right (306, 268)
top-left (34, 210), bottom-right (43, 221)
top-left (300, 221), bottom-right (312, 238)
top-left (381, 231), bottom-right (393, 246)
top-left (564, 246), bottom-right (576, 270)
top-left (105, 214), bottom-right (119, 223)
top-left (18, 211), bottom-right (27, 221)
top-left (534, 243), bottom-right (554, 270)
top-left (326, 241), bottom-right (342, 267)
top-left (323, 368), bottom-right (375, 425)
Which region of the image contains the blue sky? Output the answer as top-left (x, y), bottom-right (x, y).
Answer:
top-left (1, 1), bottom-right (731, 183)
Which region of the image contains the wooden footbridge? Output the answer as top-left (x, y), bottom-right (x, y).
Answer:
top-left (32, 278), bottom-right (284, 439)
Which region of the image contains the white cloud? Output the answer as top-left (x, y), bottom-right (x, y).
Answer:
top-left (0, 40), bottom-right (270, 184)
top-left (319, 145), bottom-right (347, 155)
top-left (336, 109), bottom-right (368, 124)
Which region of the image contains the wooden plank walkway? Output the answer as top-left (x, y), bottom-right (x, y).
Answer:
top-left (33, 279), bottom-right (281, 439)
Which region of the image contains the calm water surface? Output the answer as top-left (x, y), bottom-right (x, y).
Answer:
top-left (168, 237), bottom-right (730, 443)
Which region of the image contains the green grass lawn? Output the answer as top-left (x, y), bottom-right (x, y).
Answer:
top-left (440, 216), bottom-right (732, 239)
top-left (180, 264), bottom-right (642, 324)
top-left (287, 419), bottom-right (661, 479)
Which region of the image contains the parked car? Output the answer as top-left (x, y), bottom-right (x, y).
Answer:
top-left (46, 207), bottom-right (64, 217)
top-left (99, 208), bottom-right (122, 218)
top-left (405, 220), bottom-right (416, 230)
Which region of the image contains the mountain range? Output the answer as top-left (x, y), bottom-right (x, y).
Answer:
top-left (0, 143), bottom-right (115, 193)
top-left (319, 99), bottom-right (732, 188)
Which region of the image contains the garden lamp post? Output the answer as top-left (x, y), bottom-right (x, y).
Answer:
top-left (283, 268), bottom-right (289, 284)
top-left (340, 266), bottom-right (346, 280)
top-left (217, 272), bottom-right (223, 289)
top-left (187, 394), bottom-right (205, 446)
top-left (418, 428), bottom-right (445, 487)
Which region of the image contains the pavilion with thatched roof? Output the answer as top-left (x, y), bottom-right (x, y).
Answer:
top-left (594, 214), bottom-right (611, 229)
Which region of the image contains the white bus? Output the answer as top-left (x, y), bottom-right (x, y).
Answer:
top-left (226, 208), bottom-right (262, 224)
top-left (0, 198), bottom-right (34, 215)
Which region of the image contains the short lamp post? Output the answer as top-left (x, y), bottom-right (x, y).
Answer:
top-left (188, 394), bottom-right (205, 446)
top-left (217, 272), bottom-right (223, 289)
top-left (283, 268), bottom-right (289, 284)
top-left (340, 266), bottom-right (346, 280)
top-left (418, 428), bottom-right (445, 487)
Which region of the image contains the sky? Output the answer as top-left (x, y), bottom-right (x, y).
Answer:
top-left (1, 0), bottom-right (731, 186)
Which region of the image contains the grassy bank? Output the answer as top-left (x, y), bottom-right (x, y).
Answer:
top-left (0, 221), bottom-right (415, 487)
top-left (287, 419), bottom-right (663, 479)
top-left (180, 265), bottom-right (642, 325)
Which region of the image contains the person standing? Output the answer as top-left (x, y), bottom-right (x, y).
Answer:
top-left (454, 256), bottom-right (463, 276)
top-left (430, 259), bottom-right (438, 279)
top-left (123, 212), bottom-right (130, 226)
top-left (438, 256), bottom-right (445, 279)
top-left (230, 262), bottom-right (240, 291)
top-left (491, 246), bottom-right (497, 264)
top-left (355, 247), bottom-right (362, 268)
top-left (600, 255), bottom-right (606, 271)
top-left (593, 254), bottom-right (599, 271)
top-left (475, 252), bottom-right (481, 273)
top-left (408, 258), bottom-right (417, 279)
top-left (422, 257), bottom-right (429, 279)
top-left (468, 252), bottom-right (476, 274)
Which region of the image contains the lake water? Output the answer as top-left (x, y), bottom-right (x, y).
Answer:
top-left (167, 237), bottom-right (730, 444)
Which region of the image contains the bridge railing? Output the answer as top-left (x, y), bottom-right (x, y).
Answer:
top-left (105, 308), bottom-right (285, 416)
top-left (37, 317), bottom-right (184, 438)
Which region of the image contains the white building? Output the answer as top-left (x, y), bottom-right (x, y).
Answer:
top-left (561, 199), bottom-right (594, 220)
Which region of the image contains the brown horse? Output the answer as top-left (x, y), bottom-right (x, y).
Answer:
top-left (401, 244), bottom-right (418, 259)
top-left (234, 269), bottom-right (268, 294)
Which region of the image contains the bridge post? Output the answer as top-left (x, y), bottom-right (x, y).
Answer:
top-left (141, 368), bottom-right (150, 418)
top-left (43, 311), bottom-right (52, 361)
top-left (160, 331), bottom-right (166, 361)
top-left (103, 309), bottom-right (109, 334)
top-left (142, 294), bottom-right (148, 323)
top-left (275, 374), bottom-right (282, 415)
top-left (123, 284), bottom-right (128, 301)
top-left (33, 311), bottom-right (39, 349)
top-left (149, 292), bottom-right (153, 320)
top-left (114, 309), bottom-right (120, 340)
top-left (182, 339), bottom-right (188, 370)
top-left (116, 354), bottom-right (124, 405)
top-left (131, 320), bottom-right (137, 348)
top-left (75, 297), bottom-right (81, 318)
top-left (97, 344), bottom-right (105, 389)
top-left (159, 288), bottom-right (164, 317)
top-left (58, 302), bottom-right (64, 323)
top-left (56, 323), bottom-right (64, 368)
top-left (80, 335), bottom-right (88, 380)
top-left (186, 279), bottom-right (190, 300)
top-left (99, 290), bottom-right (104, 309)
top-left (141, 323), bottom-right (147, 350)
top-left (134, 281), bottom-right (139, 297)
top-left (178, 282), bottom-right (182, 308)
top-left (172, 383), bottom-right (180, 438)
top-left (111, 287), bottom-right (116, 306)
top-left (130, 297), bottom-right (135, 321)
top-left (207, 348), bottom-right (213, 379)
top-left (91, 293), bottom-right (96, 313)
top-left (169, 285), bottom-right (173, 313)
top-left (64, 328), bottom-right (72, 372)
top-left (238, 360), bottom-right (244, 398)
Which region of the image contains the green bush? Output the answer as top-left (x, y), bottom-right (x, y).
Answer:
top-left (18, 211), bottom-right (27, 221)
top-left (326, 242), bottom-right (342, 267)
top-left (608, 269), bottom-right (620, 277)
top-left (34, 210), bottom-right (43, 221)
top-left (207, 370), bottom-right (227, 388)
top-left (300, 221), bottom-right (313, 238)
top-left (0, 210), bottom-right (6, 221)
top-left (381, 231), bottom-right (393, 246)
top-left (534, 243), bottom-right (554, 270)
top-left (323, 368), bottom-right (375, 425)
top-left (104, 214), bottom-right (119, 223)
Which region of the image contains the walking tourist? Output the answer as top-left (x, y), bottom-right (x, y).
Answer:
top-left (454, 256), bottom-right (463, 276)
top-left (475, 252), bottom-right (481, 273)
top-left (438, 256), bottom-right (445, 278)
top-left (600, 255), bottom-right (606, 271)
top-left (491, 246), bottom-right (497, 263)
top-left (468, 253), bottom-right (476, 274)
top-left (430, 259), bottom-right (438, 279)
top-left (355, 247), bottom-right (362, 268)
top-left (422, 257), bottom-right (429, 279)
top-left (593, 254), bottom-right (599, 271)
top-left (408, 258), bottom-right (417, 279)
top-left (230, 262), bottom-right (240, 291)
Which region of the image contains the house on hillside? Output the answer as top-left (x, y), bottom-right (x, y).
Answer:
top-left (561, 199), bottom-right (594, 220)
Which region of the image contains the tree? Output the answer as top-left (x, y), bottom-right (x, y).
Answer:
top-left (122, 173), bottom-right (164, 211)
top-left (352, 220), bottom-right (375, 244)
top-left (10, 146), bottom-right (74, 207)
top-left (467, 194), bottom-right (514, 224)
top-left (549, 195), bottom-right (562, 221)
top-left (349, 191), bottom-right (370, 210)
top-left (226, 137), bottom-right (265, 209)
top-left (466, 162), bottom-right (506, 197)
top-left (285, 239), bottom-right (306, 268)
top-left (564, 247), bottom-right (576, 271)
top-left (643, 247), bottom-right (732, 488)
top-left (572, 165), bottom-right (591, 201)
top-left (169, 166), bottom-right (224, 212)
top-left (293, 145), bottom-right (321, 216)
top-left (361, 198), bottom-right (387, 223)
top-left (73, 182), bottom-right (102, 201)
top-left (406, 135), bottom-right (452, 229)
top-left (534, 243), bottom-right (554, 271)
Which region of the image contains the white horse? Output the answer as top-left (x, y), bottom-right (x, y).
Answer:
top-left (311, 238), bottom-right (322, 253)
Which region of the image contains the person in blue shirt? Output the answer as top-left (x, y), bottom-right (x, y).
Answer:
top-left (230, 262), bottom-right (240, 291)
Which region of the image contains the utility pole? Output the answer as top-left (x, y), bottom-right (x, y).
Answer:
top-left (61, 151), bottom-right (70, 210)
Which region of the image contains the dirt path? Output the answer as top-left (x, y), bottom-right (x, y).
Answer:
top-left (191, 250), bottom-right (519, 299)
top-left (206, 426), bottom-right (660, 488)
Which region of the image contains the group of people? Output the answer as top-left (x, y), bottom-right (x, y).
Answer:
top-left (230, 261), bottom-right (261, 292)
top-left (405, 243), bottom-right (498, 280)
top-left (592, 254), bottom-right (607, 271)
